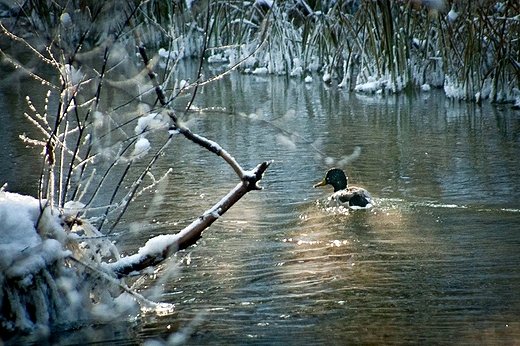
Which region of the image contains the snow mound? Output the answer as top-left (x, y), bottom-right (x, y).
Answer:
top-left (354, 77), bottom-right (386, 93)
top-left (0, 191), bottom-right (159, 338)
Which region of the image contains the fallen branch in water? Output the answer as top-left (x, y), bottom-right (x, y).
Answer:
top-left (104, 109), bottom-right (271, 279)
top-left (105, 159), bottom-right (270, 278)
top-left (106, 114), bottom-right (271, 277)
top-left (104, 111), bottom-right (272, 278)
top-left (105, 27), bottom-right (272, 276)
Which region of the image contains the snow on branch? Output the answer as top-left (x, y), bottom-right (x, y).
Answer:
top-left (103, 35), bottom-right (272, 278)
top-left (105, 160), bottom-right (270, 278)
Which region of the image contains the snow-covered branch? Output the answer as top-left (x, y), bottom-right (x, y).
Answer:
top-left (106, 160), bottom-right (270, 278)
top-left (105, 35), bottom-right (273, 278)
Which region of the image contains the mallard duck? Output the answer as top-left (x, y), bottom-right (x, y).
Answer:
top-left (314, 168), bottom-right (372, 207)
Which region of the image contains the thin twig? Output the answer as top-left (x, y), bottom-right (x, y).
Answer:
top-left (185, 1), bottom-right (213, 112)
top-left (106, 136), bottom-right (173, 234)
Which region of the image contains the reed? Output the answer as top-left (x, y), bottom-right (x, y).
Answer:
top-left (0, 7), bottom-right (517, 234)
top-left (3, 1), bottom-right (519, 213)
top-left (20, 0), bottom-right (517, 102)
top-left (160, 0), bottom-right (518, 103)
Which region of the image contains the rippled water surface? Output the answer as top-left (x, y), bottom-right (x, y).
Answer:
top-left (2, 68), bottom-right (520, 345)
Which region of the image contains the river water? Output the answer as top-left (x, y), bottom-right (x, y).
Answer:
top-left (1, 66), bottom-right (520, 344)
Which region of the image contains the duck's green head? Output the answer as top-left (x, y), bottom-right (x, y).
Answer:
top-left (314, 168), bottom-right (348, 192)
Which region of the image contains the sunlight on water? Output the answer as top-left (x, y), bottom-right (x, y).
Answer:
top-left (501, 208), bottom-right (520, 213)
top-left (421, 202), bottom-right (466, 208)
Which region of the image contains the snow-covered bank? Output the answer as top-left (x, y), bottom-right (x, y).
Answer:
top-left (0, 191), bottom-right (144, 337)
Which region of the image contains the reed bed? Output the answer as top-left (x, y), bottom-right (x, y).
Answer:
top-left (8, 0), bottom-right (518, 102)
top-left (150, 0), bottom-right (519, 103)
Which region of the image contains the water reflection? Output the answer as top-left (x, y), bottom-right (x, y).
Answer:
top-left (1, 65), bottom-right (520, 344)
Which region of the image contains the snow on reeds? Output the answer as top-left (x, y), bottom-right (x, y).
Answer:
top-left (155, 0), bottom-right (518, 103)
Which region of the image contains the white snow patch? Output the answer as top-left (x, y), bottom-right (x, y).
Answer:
top-left (252, 67), bottom-right (269, 75)
top-left (208, 54), bottom-right (228, 64)
top-left (322, 73), bottom-right (331, 83)
top-left (210, 209), bottom-right (221, 219)
top-left (0, 191), bottom-right (168, 333)
top-left (131, 137), bottom-right (151, 160)
top-left (0, 192), bottom-right (42, 268)
top-left (158, 48), bottom-right (179, 60)
top-left (304, 76), bottom-right (313, 83)
top-left (158, 47), bottom-right (168, 58)
top-left (105, 234), bottom-right (179, 274)
top-left (142, 234), bottom-right (178, 254)
top-left (63, 200), bottom-right (85, 215)
top-left (290, 58), bottom-right (303, 77)
top-left (355, 77), bottom-right (386, 93)
top-left (135, 113), bottom-right (168, 135)
top-left (444, 76), bottom-right (466, 99)
top-left (447, 6), bottom-right (458, 21)
top-left (307, 56), bottom-right (321, 72)
top-left (290, 66), bottom-right (303, 77)
top-left (60, 12), bottom-right (72, 27)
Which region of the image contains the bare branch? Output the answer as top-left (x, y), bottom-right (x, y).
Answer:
top-left (105, 160), bottom-right (270, 278)
top-left (168, 112), bottom-right (245, 179)
top-left (0, 22), bottom-right (58, 68)
top-left (108, 17), bottom-right (273, 278)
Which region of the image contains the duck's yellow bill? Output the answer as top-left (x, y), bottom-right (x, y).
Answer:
top-left (314, 179), bottom-right (327, 188)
